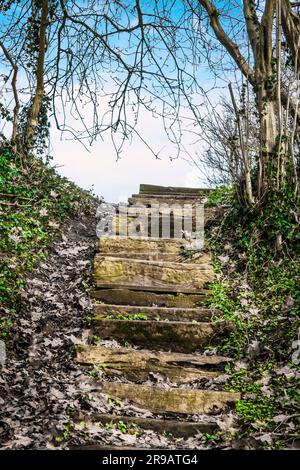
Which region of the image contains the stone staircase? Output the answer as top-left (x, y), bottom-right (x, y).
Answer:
top-left (76, 185), bottom-right (239, 449)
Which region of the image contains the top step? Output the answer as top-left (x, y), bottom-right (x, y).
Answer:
top-left (139, 184), bottom-right (211, 196)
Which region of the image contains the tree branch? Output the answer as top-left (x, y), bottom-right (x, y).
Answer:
top-left (281, 0), bottom-right (300, 71)
top-left (0, 39), bottom-right (19, 141)
top-left (197, 0), bottom-right (255, 84)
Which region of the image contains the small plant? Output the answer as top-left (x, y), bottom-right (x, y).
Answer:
top-left (107, 395), bottom-right (121, 407)
top-left (91, 335), bottom-right (101, 345)
top-left (201, 432), bottom-right (218, 441)
top-left (86, 369), bottom-right (98, 378)
top-left (0, 317), bottom-right (14, 339)
top-left (98, 363), bottom-right (108, 373)
top-left (117, 420), bottom-right (128, 434)
top-left (63, 421), bottom-right (75, 440)
top-left (66, 405), bottom-right (76, 416)
top-left (115, 313), bottom-right (148, 321)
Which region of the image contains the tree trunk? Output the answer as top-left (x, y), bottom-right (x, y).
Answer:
top-left (257, 88), bottom-right (278, 191)
top-left (25, 0), bottom-right (49, 148)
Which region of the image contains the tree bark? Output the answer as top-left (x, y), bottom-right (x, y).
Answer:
top-left (281, 0), bottom-right (300, 72)
top-left (228, 83), bottom-right (254, 205)
top-left (25, 0), bottom-right (49, 148)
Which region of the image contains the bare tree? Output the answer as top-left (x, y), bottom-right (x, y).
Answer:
top-left (0, 1), bottom-right (205, 157)
top-left (0, 1), bottom-right (299, 206)
top-left (190, 90), bottom-right (260, 195)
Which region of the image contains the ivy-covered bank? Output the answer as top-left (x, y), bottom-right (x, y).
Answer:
top-left (207, 188), bottom-right (300, 449)
top-left (0, 146), bottom-right (96, 340)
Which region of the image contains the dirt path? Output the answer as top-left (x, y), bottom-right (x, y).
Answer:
top-left (0, 215), bottom-right (98, 449)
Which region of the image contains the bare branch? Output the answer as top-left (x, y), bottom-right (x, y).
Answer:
top-left (197, 0), bottom-right (255, 84)
top-left (0, 39), bottom-right (19, 141)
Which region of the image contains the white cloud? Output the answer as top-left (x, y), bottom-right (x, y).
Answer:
top-left (50, 105), bottom-right (208, 202)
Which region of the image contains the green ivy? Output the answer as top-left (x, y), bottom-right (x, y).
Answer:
top-left (0, 145), bottom-right (95, 338)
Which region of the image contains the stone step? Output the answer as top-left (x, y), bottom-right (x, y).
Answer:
top-left (101, 382), bottom-right (240, 415)
top-left (93, 303), bottom-right (214, 321)
top-left (91, 289), bottom-right (212, 307)
top-left (139, 184), bottom-right (211, 196)
top-left (91, 318), bottom-right (232, 352)
top-left (77, 413), bottom-right (218, 437)
top-left (93, 256), bottom-right (214, 292)
top-left (77, 345), bottom-right (228, 383)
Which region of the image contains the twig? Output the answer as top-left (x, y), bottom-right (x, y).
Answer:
top-left (0, 200), bottom-right (34, 207)
top-left (0, 193), bottom-right (36, 201)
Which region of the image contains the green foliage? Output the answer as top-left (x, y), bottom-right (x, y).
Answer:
top-left (106, 395), bottom-right (121, 407)
top-left (206, 186), bottom-right (234, 207)
top-left (207, 186), bottom-right (300, 447)
top-left (108, 313), bottom-right (148, 321)
top-left (54, 420), bottom-right (75, 444)
top-left (0, 316), bottom-right (14, 339)
top-left (91, 335), bottom-right (101, 345)
top-left (0, 145), bottom-right (95, 339)
top-left (117, 420), bottom-right (128, 434)
top-left (236, 400), bottom-right (275, 423)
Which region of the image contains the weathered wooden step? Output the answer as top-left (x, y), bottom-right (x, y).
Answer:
top-left (99, 236), bottom-right (188, 253)
top-left (101, 382), bottom-right (240, 415)
top-left (99, 236), bottom-right (204, 254)
top-left (112, 207), bottom-right (218, 236)
top-left (128, 196), bottom-right (204, 206)
top-left (139, 184), bottom-right (211, 196)
top-left (93, 256), bottom-right (214, 291)
top-left (132, 193), bottom-right (206, 200)
top-left (99, 251), bottom-right (186, 262)
top-left (91, 319), bottom-right (231, 352)
top-left (77, 345), bottom-right (228, 383)
top-left (98, 236), bottom-right (210, 263)
top-left (78, 413), bottom-right (218, 437)
top-left (92, 284), bottom-right (209, 295)
top-left (105, 252), bottom-right (211, 263)
top-left (91, 289), bottom-right (212, 308)
top-left (93, 303), bottom-right (214, 321)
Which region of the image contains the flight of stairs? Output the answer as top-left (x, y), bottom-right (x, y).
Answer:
top-left (76, 184), bottom-right (239, 449)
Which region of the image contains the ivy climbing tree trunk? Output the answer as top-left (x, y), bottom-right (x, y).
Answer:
top-left (253, 1), bottom-right (278, 193)
top-left (25, 0), bottom-right (49, 148)
top-left (197, 0), bottom-right (287, 199)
